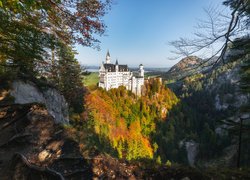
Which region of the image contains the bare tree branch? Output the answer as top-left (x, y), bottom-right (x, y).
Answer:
top-left (169, 0), bottom-right (248, 71)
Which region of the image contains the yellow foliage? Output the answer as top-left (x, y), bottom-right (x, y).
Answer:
top-left (84, 79), bottom-right (178, 161)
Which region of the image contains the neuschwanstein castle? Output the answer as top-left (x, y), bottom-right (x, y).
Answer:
top-left (98, 51), bottom-right (144, 96)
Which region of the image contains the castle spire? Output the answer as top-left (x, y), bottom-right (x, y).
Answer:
top-left (106, 50), bottom-right (111, 64)
top-left (115, 59), bottom-right (119, 72)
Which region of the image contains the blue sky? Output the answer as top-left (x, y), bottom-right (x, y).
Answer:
top-left (76, 0), bottom-right (226, 68)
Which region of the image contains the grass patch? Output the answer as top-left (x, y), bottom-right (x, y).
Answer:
top-left (165, 79), bottom-right (176, 84)
top-left (83, 72), bottom-right (99, 87)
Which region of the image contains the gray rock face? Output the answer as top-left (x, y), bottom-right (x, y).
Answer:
top-left (11, 81), bottom-right (45, 104)
top-left (185, 140), bottom-right (198, 167)
top-left (10, 80), bottom-right (69, 124)
top-left (210, 64), bottom-right (249, 111)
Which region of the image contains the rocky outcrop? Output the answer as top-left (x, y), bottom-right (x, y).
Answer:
top-left (206, 64), bottom-right (249, 111)
top-left (10, 80), bottom-right (69, 124)
top-left (185, 141), bottom-right (199, 167)
top-left (180, 140), bottom-right (199, 167)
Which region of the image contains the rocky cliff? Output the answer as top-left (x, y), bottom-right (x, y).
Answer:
top-left (10, 80), bottom-right (69, 124)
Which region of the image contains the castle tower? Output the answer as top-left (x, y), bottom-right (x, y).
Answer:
top-left (139, 64), bottom-right (144, 77)
top-left (115, 59), bottom-right (119, 72)
top-left (106, 50), bottom-right (111, 64)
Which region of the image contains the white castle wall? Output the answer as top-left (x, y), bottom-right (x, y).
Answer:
top-left (98, 52), bottom-right (144, 96)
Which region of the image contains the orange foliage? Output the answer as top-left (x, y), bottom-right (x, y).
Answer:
top-left (84, 79), bottom-right (179, 160)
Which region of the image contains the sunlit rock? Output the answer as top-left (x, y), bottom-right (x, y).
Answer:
top-left (38, 150), bottom-right (51, 162)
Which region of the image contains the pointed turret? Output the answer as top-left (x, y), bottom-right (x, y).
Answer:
top-left (115, 59), bottom-right (119, 72)
top-left (106, 50), bottom-right (111, 64)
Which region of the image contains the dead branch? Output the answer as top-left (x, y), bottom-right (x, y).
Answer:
top-left (170, 0), bottom-right (247, 67)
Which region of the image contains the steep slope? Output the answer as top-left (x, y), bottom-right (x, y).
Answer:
top-left (0, 79), bottom-right (92, 179)
top-left (0, 103), bottom-right (93, 179)
top-left (164, 57), bottom-right (250, 167)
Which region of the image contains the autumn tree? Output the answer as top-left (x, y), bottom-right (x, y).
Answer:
top-left (0, 0), bottom-right (112, 75)
top-left (0, 0), bottom-right (112, 113)
top-left (83, 80), bottom-right (179, 161)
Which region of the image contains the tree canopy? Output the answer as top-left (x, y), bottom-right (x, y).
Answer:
top-left (0, 0), bottom-right (112, 113)
top-left (0, 0), bottom-right (111, 74)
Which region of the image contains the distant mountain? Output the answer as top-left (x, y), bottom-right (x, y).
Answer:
top-left (165, 56), bottom-right (202, 80)
top-left (168, 56), bottom-right (202, 74)
top-left (165, 56), bottom-right (221, 81)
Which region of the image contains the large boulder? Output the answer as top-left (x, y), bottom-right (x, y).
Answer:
top-left (10, 80), bottom-right (69, 124)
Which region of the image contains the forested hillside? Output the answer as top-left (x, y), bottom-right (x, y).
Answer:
top-left (81, 78), bottom-right (178, 161)
top-left (164, 52), bottom-right (250, 167)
